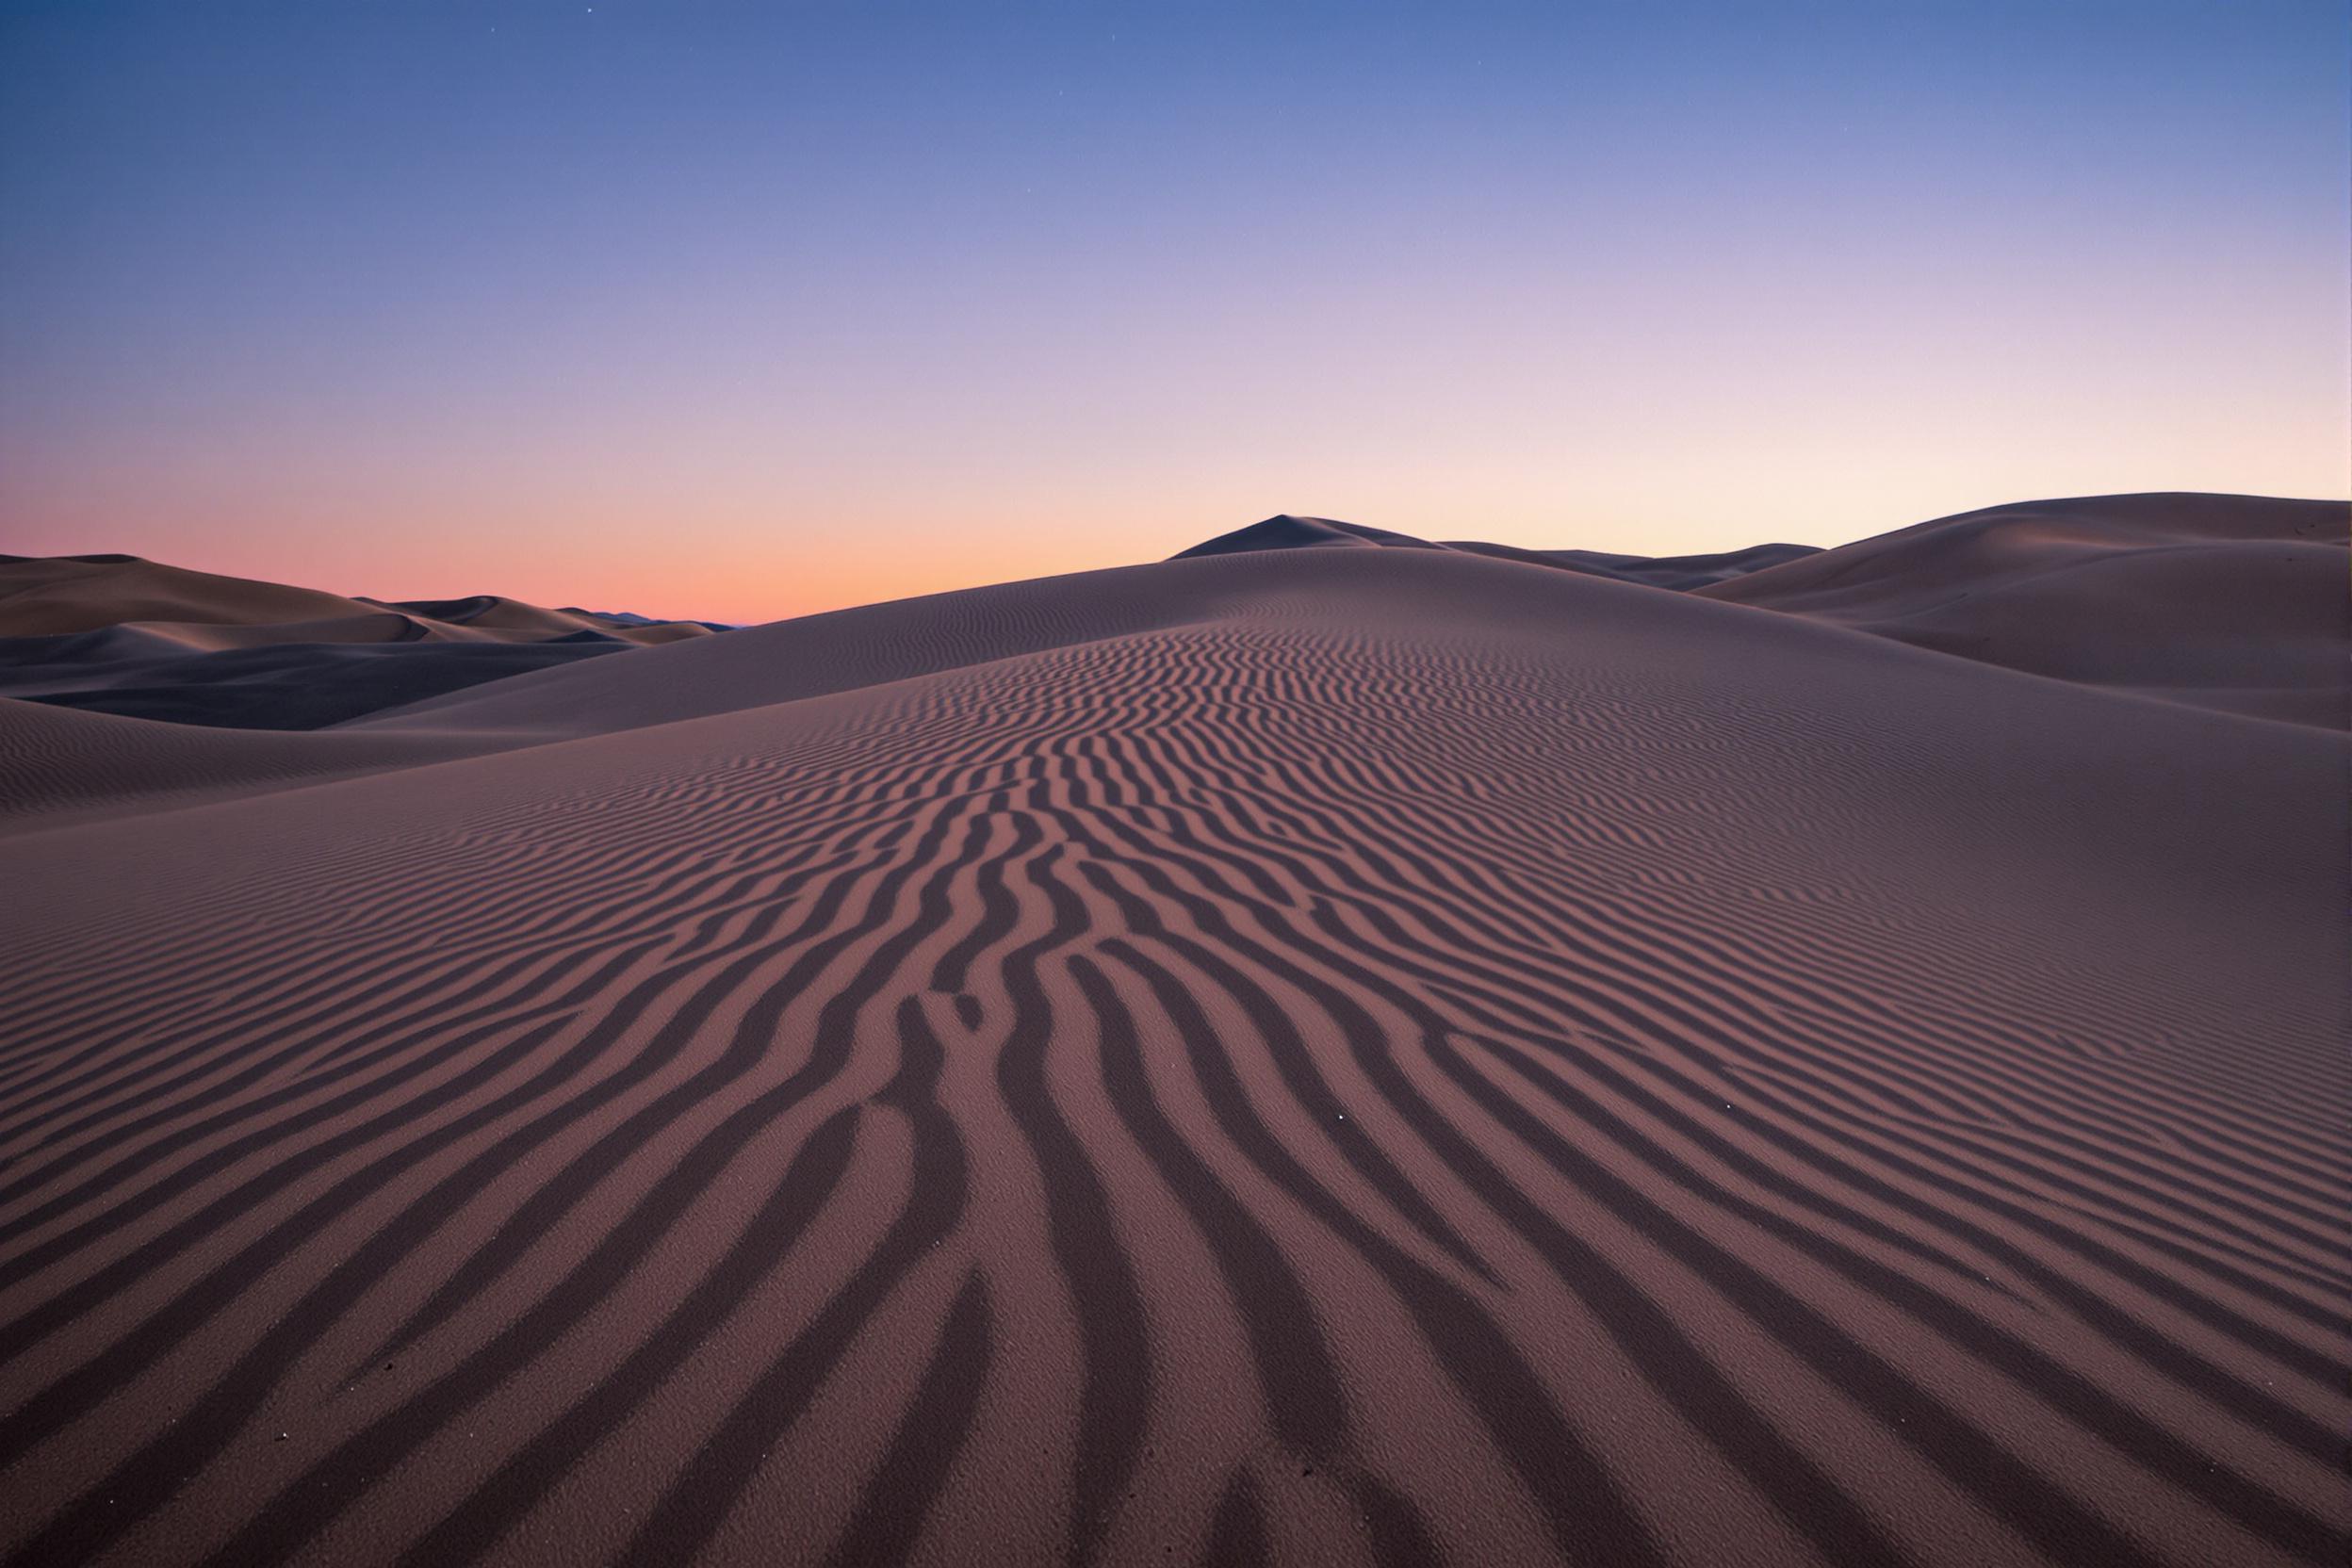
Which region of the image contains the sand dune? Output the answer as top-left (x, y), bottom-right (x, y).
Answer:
top-left (0, 553), bottom-right (393, 638)
top-left (1448, 538), bottom-right (1822, 589)
top-left (0, 555), bottom-right (720, 733)
top-left (0, 637), bottom-right (631, 731)
top-left (1697, 493), bottom-right (2346, 727)
top-left (362, 595), bottom-right (725, 645)
top-left (1174, 514), bottom-right (1821, 590)
top-left (0, 554), bottom-right (715, 647)
top-left (0, 496), bottom-right (2343, 1566)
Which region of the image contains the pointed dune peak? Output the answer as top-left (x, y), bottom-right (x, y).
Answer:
top-left (1171, 514), bottom-right (1445, 559)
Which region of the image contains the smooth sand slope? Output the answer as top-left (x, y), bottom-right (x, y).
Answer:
top-left (0, 496), bottom-right (2344, 1567)
top-left (1696, 493), bottom-right (2347, 727)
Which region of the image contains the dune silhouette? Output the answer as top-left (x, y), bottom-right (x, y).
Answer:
top-left (0, 493), bottom-right (2342, 1566)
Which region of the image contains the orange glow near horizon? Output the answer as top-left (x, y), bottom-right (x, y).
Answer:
top-left (8, 328), bottom-right (2342, 626)
top-left (4, 4), bottom-right (2344, 625)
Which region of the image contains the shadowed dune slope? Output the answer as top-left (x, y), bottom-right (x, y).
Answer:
top-left (0, 556), bottom-right (720, 733)
top-left (1697, 493), bottom-right (2348, 727)
top-left (0, 554), bottom-right (387, 638)
top-left (1447, 538), bottom-right (1822, 589)
top-left (0, 613), bottom-right (476, 661)
top-left (2, 638), bottom-right (630, 731)
top-left (0, 554), bottom-right (714, 649)
top-left (0, 539), bottom-right (2342, 1568)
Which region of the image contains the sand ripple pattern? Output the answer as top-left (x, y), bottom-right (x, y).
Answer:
top-left (0, 607), bottom-right (2343, 1567)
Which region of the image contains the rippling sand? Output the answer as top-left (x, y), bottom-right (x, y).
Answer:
top-left (0, 494), bottom-right (2343, 1566)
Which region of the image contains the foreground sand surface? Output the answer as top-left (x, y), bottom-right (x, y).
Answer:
top-left (0, 497), bottom-right (2344, 1566)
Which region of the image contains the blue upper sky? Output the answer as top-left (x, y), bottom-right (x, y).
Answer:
top-left (3, 1), bottom-right (2344, 618)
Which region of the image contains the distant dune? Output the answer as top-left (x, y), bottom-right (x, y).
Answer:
top-left (0, 494), bottom-right (2343, 1567)
top-left (0, 552), bottom-right (390, 638)
top-left (0, 554), bottom-right (721, 730)
top-left (1172, 513), bottom-right (1822, 590)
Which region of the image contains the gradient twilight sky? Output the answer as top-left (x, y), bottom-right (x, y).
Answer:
top-left (3, 2), bottom-right (2344, 623)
